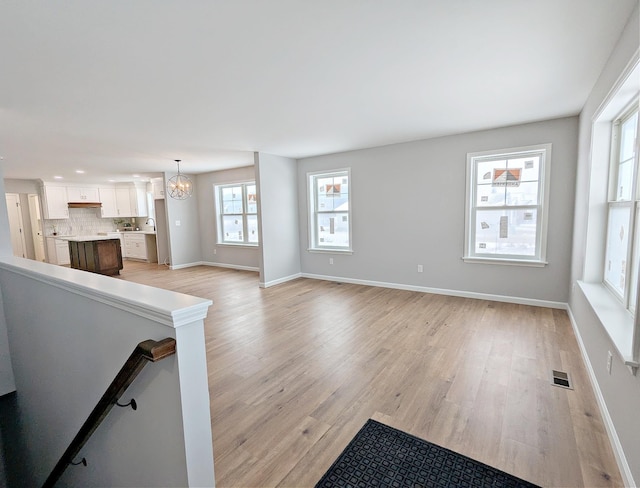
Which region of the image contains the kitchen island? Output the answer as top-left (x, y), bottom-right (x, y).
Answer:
top-left (64, 236), bottom-right (123, 276)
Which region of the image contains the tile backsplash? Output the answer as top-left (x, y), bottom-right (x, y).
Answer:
top-left (45, 208), bottom-right (120, 236)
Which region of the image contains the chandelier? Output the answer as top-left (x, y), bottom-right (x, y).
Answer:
top-left (166, 160), bottom-right (193, 200)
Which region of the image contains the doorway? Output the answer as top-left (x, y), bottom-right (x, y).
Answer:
top-left (5, 193), bottom-right (27, 258)
top-left (27, 194), bottom-right (46, 262)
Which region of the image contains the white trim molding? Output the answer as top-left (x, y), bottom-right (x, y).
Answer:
top-left (566, 306), bottom-right (636, 488)
top-left (301, 272), bottom-right (567, 309)
top-left (260, 272), bottom-right (302, 289)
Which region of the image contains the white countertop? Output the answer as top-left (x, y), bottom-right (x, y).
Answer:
top-left (61, 235), bottom-right (122, 242)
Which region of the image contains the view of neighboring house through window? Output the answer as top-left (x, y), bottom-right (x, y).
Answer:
top-left (604, 103), bottom-right (639, 312)
top-left (215, 182), bottom-right (259, 245)
top-left (308, 169), bottom-right (351, 251)
top-left (464, 144), bottom-right (551, 265)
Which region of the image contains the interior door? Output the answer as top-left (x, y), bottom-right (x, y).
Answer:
top-left (28, 194), bottom-right (46, 262)
top-left (5, 193), bottom-right (27, 258)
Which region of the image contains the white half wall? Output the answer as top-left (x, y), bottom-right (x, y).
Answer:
top-left (0, 257), bottom-right (214, 487)
top-left (0, 169), bottom-right (17, 395)
top-left (297, 116), bottom-right (578, 304)
top-left (255, 152), bottom-right (301, 287)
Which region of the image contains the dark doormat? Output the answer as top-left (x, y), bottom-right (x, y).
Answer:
top-left (315, 419), bottom-right (541, 488)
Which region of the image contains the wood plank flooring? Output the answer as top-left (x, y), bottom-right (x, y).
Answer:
top-left (118, 261), bottom-right (622, 487)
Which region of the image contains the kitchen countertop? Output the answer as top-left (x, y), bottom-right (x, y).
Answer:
top-left (48, 231), bottom-right (157, 241)
top-left (59, 235), bottom-right (122, 242)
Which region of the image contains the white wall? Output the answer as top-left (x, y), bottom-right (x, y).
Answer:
top-left (164, 172), bottom-right (203, 268)
top-left (196, 166), bottom-right (260, 270)
top-left (0, 257), bottom-right (214, 487)
top-left (0, 169), bottom-right (17, 395)
top-left (569, 3), bottom-right (640, 485)
top-left (255, 152), bottom-right (301, 287)
top-left (297, 116), bottom-right (578, 305)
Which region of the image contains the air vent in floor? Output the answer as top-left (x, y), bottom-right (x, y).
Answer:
top-left (551, 370), bottom-right (573, 389)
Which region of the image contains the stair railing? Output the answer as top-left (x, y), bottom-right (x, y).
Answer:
top-left (42, 337), bottom-right (177, 488)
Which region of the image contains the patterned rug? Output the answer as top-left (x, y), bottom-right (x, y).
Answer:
top-left (315, 419), bottom-right (541, 488)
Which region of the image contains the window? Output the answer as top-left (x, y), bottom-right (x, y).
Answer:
top-left (215, 182), bottom-right (259, 245)
top-left (604, 104), bottom-right (639, 312)
top-left (308, 169), bottom-right (351, 251)
top-left (464, 144), bottom-right (551, 265)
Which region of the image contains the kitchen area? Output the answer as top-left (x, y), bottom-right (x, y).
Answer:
top-left (7, 178), bottom-right (169, 273)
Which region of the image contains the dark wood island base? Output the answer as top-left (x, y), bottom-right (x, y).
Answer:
top-left (68, 238), bottom-right (123, 275)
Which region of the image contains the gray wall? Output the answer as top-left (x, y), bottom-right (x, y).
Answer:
top-left (164, 172), bottom-right (203, 268)
top-left (196, 166), bottom-right (260, 270)
top-left (569, 3), bottom-right (640, 484)
top-left (255, 152), bottom-right (301, 286)
top-left (4, 179), bottom-right (39, 194)
top-left (297, 116), bottom-right (578, 304)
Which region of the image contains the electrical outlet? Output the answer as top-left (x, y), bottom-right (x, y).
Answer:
top-left (607, 351), bottom-right (613, 374)
top-left (329, 258), bottom-right (334, 265)
top-left (213, 249), bottom-right (217, 255)
top-left (417, 265), bottom-right (423, 273)
top-left (175, 220), bottom-right (181, 226)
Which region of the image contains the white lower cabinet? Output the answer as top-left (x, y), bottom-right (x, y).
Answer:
top-left (46, 237), bottom-right (70, 265)
top-left (122, 233), bottom-right (157, 263)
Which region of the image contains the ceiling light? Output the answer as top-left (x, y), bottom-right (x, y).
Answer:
top-left (166, 160), bottom-right (193, 200)
top-left (133, 174), bottom-right (140, 178)
top-left (54, 176), bottom-right (63, 179)
top-left (75, 170), bottom-right (85, 174)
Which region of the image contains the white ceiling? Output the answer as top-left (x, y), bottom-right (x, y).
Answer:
top-left (0, 0), bottom-right (637, 183)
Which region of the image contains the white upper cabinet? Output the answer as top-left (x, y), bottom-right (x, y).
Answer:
top-left (151, 177), bottom-right (165, 200)
top-left (115, 188), bottom-right (133, 217)
top-left (99, 187), bottom-right (118, 218)
top-left (42, 185), bottom-right (69, 219)
top-left (129, 186), bottom-right (148, 217)
top-left (66, 187), bottom-right (99, 202)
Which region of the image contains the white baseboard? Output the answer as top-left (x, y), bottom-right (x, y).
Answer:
top-left (301, 273), bottom-right (567, 309)
top-left (259, 273), bottom-right (302, 288)
top-left (200, 261), bottom-right (259, 272)
top-left (169, 261), bottom-right (204, 270)
top-left (566, 306), bottom-right (635, 488)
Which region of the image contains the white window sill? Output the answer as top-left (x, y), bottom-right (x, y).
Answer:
top-left (578, 281), bottom-right (638, 370)
top-left (216, 243), bottom-right (259, 249)
top-left (308, 248), bottom-right (353, 255)
top-left (462, 256), bottom-right (547, 267)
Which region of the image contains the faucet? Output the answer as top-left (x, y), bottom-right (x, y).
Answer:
top-left (145, 218), bottom-right (156, 231)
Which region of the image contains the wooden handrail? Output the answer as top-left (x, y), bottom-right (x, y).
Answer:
top-left (42, 338), bottom-right (177, 488)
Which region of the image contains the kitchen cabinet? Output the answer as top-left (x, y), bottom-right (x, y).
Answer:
top-left (66, 187), bottom-right (99, 202)
top-left (129, 186), bottom-right (148, 217)
top-left (115, 188), bottom-right (133, 217)
top-left (45, 237), bottom-right (71, 265)
top-left (123, 233), bottom-right (157, 263)
top-left (68, 237), bottom-right (123, 275)
top-left (151, 177), bottom-right (165, 200)
top-left (42, 185), bottom-right (69, 220)
top-left (99, 188), bottom-right (118, 218)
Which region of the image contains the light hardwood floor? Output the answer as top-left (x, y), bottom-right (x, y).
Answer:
top-left (118, 261), bottom-right (622, 488)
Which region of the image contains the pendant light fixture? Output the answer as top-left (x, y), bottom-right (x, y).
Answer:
top-left (166, 159), bottom-right (193, 200)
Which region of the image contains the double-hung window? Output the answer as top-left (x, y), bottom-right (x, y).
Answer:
top-left (604, 104), bottom-right (639, 312)
top-left (215, 182), bottom-right (259, 245)
top-left (464, 144), bottom-right (551, 265)
top-left (308, 169), bottom-right (351, 251)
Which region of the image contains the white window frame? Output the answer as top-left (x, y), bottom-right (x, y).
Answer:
top-left (464, 143), bottom-right (552, 266)
top-left (307, 169), bottom-right (353, 253)
top-left (214, 182), bottom-right (259, 246)
top-left (580, 58), bottom-right (639, 374)
top-left (603, 102), bottom-right (639, 311)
